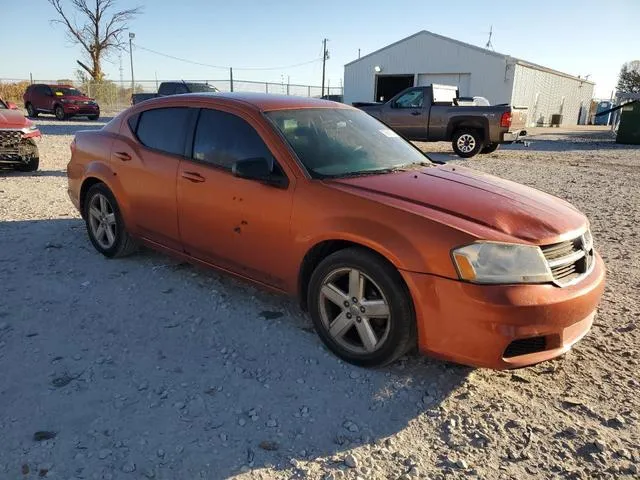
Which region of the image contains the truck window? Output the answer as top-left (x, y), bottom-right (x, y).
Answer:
top-left (158, 83), bottom-right (176, 95)
top-left (394, 90), bottom-right (423, 109)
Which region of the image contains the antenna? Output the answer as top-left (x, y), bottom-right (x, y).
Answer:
top-left (486, 25), bottom-right (494, 50)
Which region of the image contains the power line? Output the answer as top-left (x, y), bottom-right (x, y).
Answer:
top-left (133, 43), bottom-right (323, 71)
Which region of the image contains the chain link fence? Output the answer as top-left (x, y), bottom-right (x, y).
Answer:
top-left (1, 78), bottom-right (344, 113)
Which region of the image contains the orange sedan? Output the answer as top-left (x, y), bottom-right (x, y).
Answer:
top-left (67, 93), bottom-right (605, 369)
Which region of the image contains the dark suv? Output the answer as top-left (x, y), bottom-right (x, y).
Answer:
top-left (24, 84), bottom-right (100, 120)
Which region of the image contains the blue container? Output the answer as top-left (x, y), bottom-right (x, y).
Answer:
top-left (594, 101), bottom-right (613, 125)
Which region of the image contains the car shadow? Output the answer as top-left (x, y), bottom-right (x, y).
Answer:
top-left (0, 169), bottom-right (67, 178)
top-left (33, 117), bottom-right (115, 136)
top-left (1, 218), bottom-right (471, 479)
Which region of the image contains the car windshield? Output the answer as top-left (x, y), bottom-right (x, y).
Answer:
top-left (265, 108), bottom-right (432, 178)
top-left (53, 87), bottom-right (83, 96)
top-left (186, 83), bottom-right (218, 93)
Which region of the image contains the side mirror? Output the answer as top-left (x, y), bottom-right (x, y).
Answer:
top-left (232, 157), bottom-right (287, 188)
top-left (7, 101), bottom-right (18, 110)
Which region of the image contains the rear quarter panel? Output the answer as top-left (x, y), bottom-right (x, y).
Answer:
top-left (68, 119), bottom-right (122, 215)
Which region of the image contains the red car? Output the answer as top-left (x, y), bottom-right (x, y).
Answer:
top-left (23, 84), bottom-right (100, 121)
top-left (0, 98), bottom-right (40, 171)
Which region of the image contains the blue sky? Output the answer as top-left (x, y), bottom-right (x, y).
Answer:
top-left (2, 0), bottom-right (638, 98)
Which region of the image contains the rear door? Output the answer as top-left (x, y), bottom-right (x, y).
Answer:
top-left (113, 106), bottom-right (196, 251)
top-left (177, 107), bottom-right (294, 289)
top-left (381, 88), bottom-right (428, 140)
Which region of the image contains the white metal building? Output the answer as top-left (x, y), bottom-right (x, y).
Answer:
top-left (344, 31), bottom-right (595, 126)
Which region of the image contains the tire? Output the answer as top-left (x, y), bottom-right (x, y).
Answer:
top-left (26, 103), bottom-right (38, 118)
top-left (481, 143), bottom-right (500, 154)
top-left (307, 248), bottom-right (416, 367)
top-left (55, 105), bottom-right (67, 121)
top-left (83, 183), bottom-right (138, 258)
top-left (87, 114), bottom-right (100, 121)
top-left (452, 129), bottom-right (484, 158)
top-left (16, 157), bottom-right (39, 172)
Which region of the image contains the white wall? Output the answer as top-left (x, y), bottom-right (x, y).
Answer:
top-left (344, 32), bottom-right (514, 105)
top-left (511, 64), bottom-right (595, 126)
top-left (416, 73), bottom-right (471, 96)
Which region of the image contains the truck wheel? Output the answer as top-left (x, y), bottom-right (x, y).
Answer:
top-left (452, 129), bottom-right (484, 158)
top-left (55, 105), bottom-right (67, 121)
top-left (26, 103), bottom-right (38, 118)
top-left (481, 143), bottom-right (500, 154)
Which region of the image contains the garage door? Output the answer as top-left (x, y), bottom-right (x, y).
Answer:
top-left (417, 73), bottom-right (471, 96)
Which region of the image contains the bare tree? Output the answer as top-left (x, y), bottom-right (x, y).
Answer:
top-left (48, 0), bottom-right (141, 81)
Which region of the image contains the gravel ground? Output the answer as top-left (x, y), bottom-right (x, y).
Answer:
top-left (1, 117), bottom-right (639, 480)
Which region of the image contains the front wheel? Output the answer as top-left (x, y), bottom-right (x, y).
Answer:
top-left (481, 143), bottom-right (500, 154)
top-left (55, 105), bottom-right (66, 121)
top-left (84, 183), bottom-right (138, 258)
top-left (308, 248), bottom-right (416, 367)
top-left (87, 114), bottom-right (100, 121)
top-left (452, 129), bottom-right (484, 158)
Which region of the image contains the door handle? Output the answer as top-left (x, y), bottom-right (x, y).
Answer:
top-left (182, 171), bottom-right (205, 183)
top-left (411, 111), bottom-right (422, 116)
top-left (114, 151), bottom-right (132, 161)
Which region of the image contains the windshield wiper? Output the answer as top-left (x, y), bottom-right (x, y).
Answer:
top-left (324, 166), bottom-right (408, 179)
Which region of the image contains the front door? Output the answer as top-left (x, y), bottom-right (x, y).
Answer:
top-left (382, 88), bottom-right (428, 140)
top-left (113, 106), bottom-right (195, 251)
top-left (177, 108), bottom-right (294, 289)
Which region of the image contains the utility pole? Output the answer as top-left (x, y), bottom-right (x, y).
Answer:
top-left (129, 32), bottom-right (136, 93)
top-left (230, 67), bottom-right (234, 92)
top-left (321, 38), bottom-right (329, 97)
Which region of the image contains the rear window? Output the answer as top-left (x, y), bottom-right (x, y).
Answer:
top-left (134, 107), bottom-right (192, 156)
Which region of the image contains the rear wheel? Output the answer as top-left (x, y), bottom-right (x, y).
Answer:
top-left (481, 143), bottom-right (500, 154)
top-left (452, 129), bottom-right (484, 158)
top-left (55, 105), bottom-right (66, 121)
top-left (84, 183), bottom-right (137, 258)
top-left (308, 248), bottom-right (416, 367)
top-left (26, 103), bottom-right (38, 118)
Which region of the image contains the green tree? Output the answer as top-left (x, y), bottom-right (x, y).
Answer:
top-left (617, 60), bottom-right (640, 93)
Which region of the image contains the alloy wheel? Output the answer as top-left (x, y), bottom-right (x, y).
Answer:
top-left (88, 193), bottom-right (117, 249)
top-left (318, 267), bottom-right (391, 354)
top-left (456, 133), bottom-right (476, 153)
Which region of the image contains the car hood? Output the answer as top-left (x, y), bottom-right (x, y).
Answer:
top-left (0, 109), bottom-right (31, 129)
top-left (328, 165), bottom-right (587, 244)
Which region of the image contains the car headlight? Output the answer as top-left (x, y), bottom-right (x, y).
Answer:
top-left (452, 242), bottom-right (553, 284)
top-left (21, 124), bottom-right (38, 133)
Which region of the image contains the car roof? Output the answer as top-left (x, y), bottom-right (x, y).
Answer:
top-left (147, 92), bottom-right (351, 112)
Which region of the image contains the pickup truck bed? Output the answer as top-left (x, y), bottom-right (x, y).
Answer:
top-left (356, 85), bottom-right (527, 158)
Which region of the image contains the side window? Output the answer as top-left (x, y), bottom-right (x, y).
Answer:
top-left (193, 109), bottom-right (282, 175)
top-left (135, 107), bottom-right (191, 156)
top-left (394, 89), bottom-right (423, 108)
top-left (173, 84), bottom-right (189, 94)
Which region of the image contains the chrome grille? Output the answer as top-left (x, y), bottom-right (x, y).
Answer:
top-left (541, 231), bottom-right (594, 286)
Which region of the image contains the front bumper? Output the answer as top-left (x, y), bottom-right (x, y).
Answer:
top-left (63, 104), bottom-right (100, 116)
top-left (401, 252), bottom-right (605, 369)
top-left (0, 130), bottom-right (40, 166)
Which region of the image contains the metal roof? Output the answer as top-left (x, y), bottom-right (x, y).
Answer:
top-left (345, 30), bottom-right (595, 85)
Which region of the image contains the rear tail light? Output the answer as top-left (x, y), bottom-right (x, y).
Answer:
top-left (500, 112), bottom-right (512, 128)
